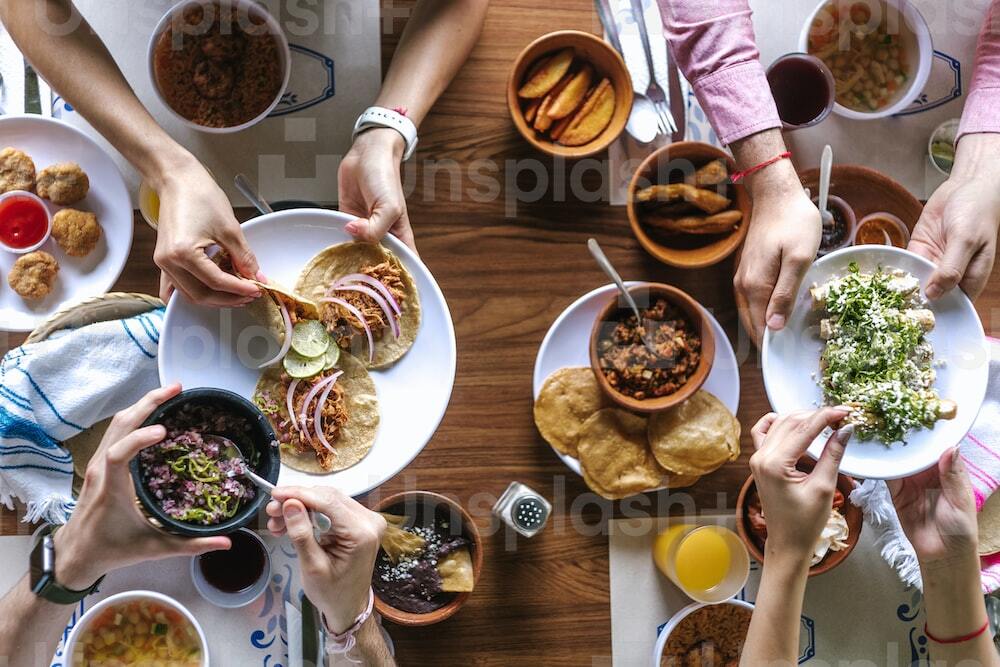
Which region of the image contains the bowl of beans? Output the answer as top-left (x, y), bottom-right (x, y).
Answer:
top-left (800, 0), bottom-right (932, 119)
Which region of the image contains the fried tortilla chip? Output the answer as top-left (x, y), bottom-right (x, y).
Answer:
top-left (978, 492), bottom-right (1000, 556)
top-left (534, 367), bottom-right (606, 457)
top-left (518, 48), bottom-right (574, 98)
top-left (438, 547), bottom-right (475, 593)
top-left (648, 391), bottom-right (740, 476)
top-left (578, 408), bottom-right (666, 499)
top-left (559, 78), bottom-right (615, 147)
top-left (379, 514), bottom-right (426, 563)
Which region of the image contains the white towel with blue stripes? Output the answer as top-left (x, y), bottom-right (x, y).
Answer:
top-left (0, 308), bottom-right (163, 524)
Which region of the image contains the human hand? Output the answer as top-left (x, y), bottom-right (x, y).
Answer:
top-left (153, 157), bottom-right (263, 307)
top-left (52, 384), bottom-right (231, 590)
top-left (266, 486), bottom-right (386, 633)
top-left (734, 186), bottom-right (821, 344)
top-left (888, 447), bottom-right (979, 566)
top-left (339, 128), bottom-right (416, 252)
top-left (749, 408), bottom-right (853, 565)
top-left (908, 134), bottom-right (1000, 300)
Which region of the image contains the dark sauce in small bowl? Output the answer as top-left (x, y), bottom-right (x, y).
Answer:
top-left (198, 530), bottom-right (266, 593)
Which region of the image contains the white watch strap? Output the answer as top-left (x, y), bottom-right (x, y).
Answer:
top-left (352, 106), bottom-right (418, 161)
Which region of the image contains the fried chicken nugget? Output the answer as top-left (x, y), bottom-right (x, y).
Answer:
top-left (0, 147), bottom-right (36, 193)
top-left (8, 250), bottom-right (58, 300)
top-left (52, 208), bottom-right (101, 257)
top-left (36, 162), bottom-right (89, 205)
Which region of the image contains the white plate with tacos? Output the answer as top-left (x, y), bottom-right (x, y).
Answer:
top-left (158, 209), bottom-right (456, 496)
top-left (762, 246), bottom-right (989, 479)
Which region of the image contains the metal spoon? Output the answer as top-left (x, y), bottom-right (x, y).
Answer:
top-left (207, 434), bottom-right (332, 537)
top-left (817, 144), bottom-right (834, 229)
top-left (587, 238), bottom-right (655, 351)
top-left (234, 173), bottom-right (274, 215)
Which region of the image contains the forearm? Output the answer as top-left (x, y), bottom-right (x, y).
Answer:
top-left (0, 0), bottom-right (198, 189)
top-left (729, 129), bottom-right (800, 200)
top-left (958, 0), bottom-right (1000, 139)
top-left (345, 616), bottom-right (396, 667)
top-left (920, 554), bottom-right (999, 665)
top-left (741, 552), bottom-right (810, 666)
top-left (375, 0), bottom-right (488, 125)
top-left (658, 0), bottom-right (779, 144)
top-left (0, 575), bottom-right (74, 666)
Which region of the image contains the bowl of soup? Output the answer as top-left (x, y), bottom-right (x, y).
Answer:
top-left (64, 591), bottom-right (208, 666)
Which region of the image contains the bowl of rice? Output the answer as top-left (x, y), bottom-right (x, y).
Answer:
top-left (129, 388), bottom-right (280, 537)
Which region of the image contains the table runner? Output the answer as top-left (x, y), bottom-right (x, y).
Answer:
top-left (610, 513), bottom-right (928, 665)
top-left (48, 0), bottom-right (381, 206)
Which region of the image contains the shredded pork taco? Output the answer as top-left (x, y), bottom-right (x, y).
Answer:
top-left (253, 353), bottom-right (379, 473)
top-left (295, 243), bottom-right (421, 368)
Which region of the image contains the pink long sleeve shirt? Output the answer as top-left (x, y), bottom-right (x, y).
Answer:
top-left (658, 0), bottom-right (1000, 145)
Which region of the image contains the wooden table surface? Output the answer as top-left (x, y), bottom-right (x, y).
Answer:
top-left (3, 1), bottom-right (1000, 665)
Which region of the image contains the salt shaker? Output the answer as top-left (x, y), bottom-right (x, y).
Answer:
top-left (493, 482), bottom-right (551, 538)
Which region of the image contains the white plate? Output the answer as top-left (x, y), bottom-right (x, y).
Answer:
top-left (159, 209), bottom-right (456, 497)
top-left (762, 246), bottom-right (989, 480)
top-left (532, 282), bottom-right (740, 480)
top-left (0, 116), bottom-right (132, 332)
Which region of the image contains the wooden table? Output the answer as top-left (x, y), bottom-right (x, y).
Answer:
top-left (3, 1), bottom-right (1000, 664)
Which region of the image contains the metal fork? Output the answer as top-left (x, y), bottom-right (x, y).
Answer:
top-left (628, 0), bottom-right (676, 136)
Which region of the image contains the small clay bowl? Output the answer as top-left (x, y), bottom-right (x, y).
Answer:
top-left (588, 282), bottom-right (714, 414)
top-left (507, 30), bottom-right (633, 158)
top-left (735, 459), bottom-right (863, 577)
top-left (371, 491), bottom-right (484, 626)
top-left (627, 141), bottom-right (751, 268)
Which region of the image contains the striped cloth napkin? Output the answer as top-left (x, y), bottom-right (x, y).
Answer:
top-left (851, 338), bottom-right (1000, 594)
top-left (0, 309), bottom-right (162, 524)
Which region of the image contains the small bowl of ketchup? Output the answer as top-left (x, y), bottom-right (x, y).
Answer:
top-left (0, 190), bottom-right (51, 254)
top-left (853, 212), bottom-right (911, 248)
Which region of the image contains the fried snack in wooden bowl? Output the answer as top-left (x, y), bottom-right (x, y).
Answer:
top-left (508, 30), bottom-right (632, 158)
top-left (627, 141), bottom-right (751, 268)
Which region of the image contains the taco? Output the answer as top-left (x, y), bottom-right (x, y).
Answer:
top-left (295, 243), bottom-right (420, 369)
top-left (253, 352), bottom-right (379, 473)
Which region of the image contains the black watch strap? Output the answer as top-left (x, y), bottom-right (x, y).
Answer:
top-left (29, 525), bottom-right (104, 605)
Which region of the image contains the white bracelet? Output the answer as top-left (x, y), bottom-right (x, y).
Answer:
top-left (353, 106), bottom-right (418, 161)
top-left (322, 588), bottom-right (375, 658)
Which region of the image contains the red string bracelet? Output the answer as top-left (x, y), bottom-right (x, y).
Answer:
top-left (729, 151), bottom-right (792, 183)
top-left (923, 619), bottom-right (990, 644)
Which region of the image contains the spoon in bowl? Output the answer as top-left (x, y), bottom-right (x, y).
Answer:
top-left (207, 434), bottom-right (332, 537)
top-left (817, 144), bottom-right (834, 230)
top-left (587, 238), bottom-right (655, 352)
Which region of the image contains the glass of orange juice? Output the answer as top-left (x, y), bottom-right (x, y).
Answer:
top-left (652, 524), bottom-right (750, 603)
top-left (138, 180), bottom-right (160, 230)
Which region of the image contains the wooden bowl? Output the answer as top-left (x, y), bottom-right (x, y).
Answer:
top-left (627, 141), bottom-right (751, 268)
top-left (734, 164), bottom-right (923, 346)
top-left (588, 282), bottom-right (715, 413)
top-left (371, 491), bottom-right (484, 626)
top-left (507, 30), bottom-right (633, 158)
top-left (735, 460), bottom-right (863, 577)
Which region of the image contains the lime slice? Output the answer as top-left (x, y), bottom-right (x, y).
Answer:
top-left (283, 350), bottom-right (326, 378)
top-left (322, 342), bottom-right (341, 370)
top-left (291, 320), bottom-right (330, 358)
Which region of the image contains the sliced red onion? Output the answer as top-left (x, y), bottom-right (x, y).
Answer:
top-left (331, 273), bottom-right (401, 315)
top-left (300, 373), bottom-right (339, 449)
top-left (285, 379), bottom-right (300, 434)
top-left (313, 370), bottom-right (344, 453)
top-left (319, 297), bottom-right (374, 362)
top-left (257, 299), bottom-right (292, 369)
top-left (330, 285), bottom-right (399, 339)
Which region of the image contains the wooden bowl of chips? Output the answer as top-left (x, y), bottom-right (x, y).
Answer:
top-left (735, 460), bottom-right (863, 577)
top-left (508, 30), bottom-right (633, 158)
top-left (627, 142), bottom-right (751, 268)
top-left (589, 282), bottom-right (714, 413)
top-left (370, 491), bottom-right (483, 626)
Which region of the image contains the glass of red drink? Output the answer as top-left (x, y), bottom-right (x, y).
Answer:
top-left (766, 53), bottom-right (836, 130)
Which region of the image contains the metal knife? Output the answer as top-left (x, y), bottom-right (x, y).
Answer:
top-left (594, 0), bottom-right (625, 60)
top-left (301, 594), bottom-right (320, 667)
top-left (23, 60), bottom-right (41, 115)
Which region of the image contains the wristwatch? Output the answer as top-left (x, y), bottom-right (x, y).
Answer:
top-left (29, 525), bottom-right (103, 604)
top-left (352, 106), bottom-right (419, 161)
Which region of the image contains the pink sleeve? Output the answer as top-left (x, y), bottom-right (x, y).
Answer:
top-left (958, 0), bottom-right (1000, 139)
top-left (658, 0), bottom-right (780, 145)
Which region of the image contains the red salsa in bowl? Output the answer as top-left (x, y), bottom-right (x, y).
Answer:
top-left (0, 191), bottom-right (50, 253)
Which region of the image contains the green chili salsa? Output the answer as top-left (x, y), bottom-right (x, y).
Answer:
top-left (818, 262), bottom-right (952, 444)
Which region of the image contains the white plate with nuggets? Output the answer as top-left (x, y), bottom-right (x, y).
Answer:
top-left (0, 116), bottom-right (132, 332)
top-left (762, 246), bottom-right (989, 480)
top-left (532, 282), bottom-right (740, 482)
top-left (158, 209), bottom-right (457, 497)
